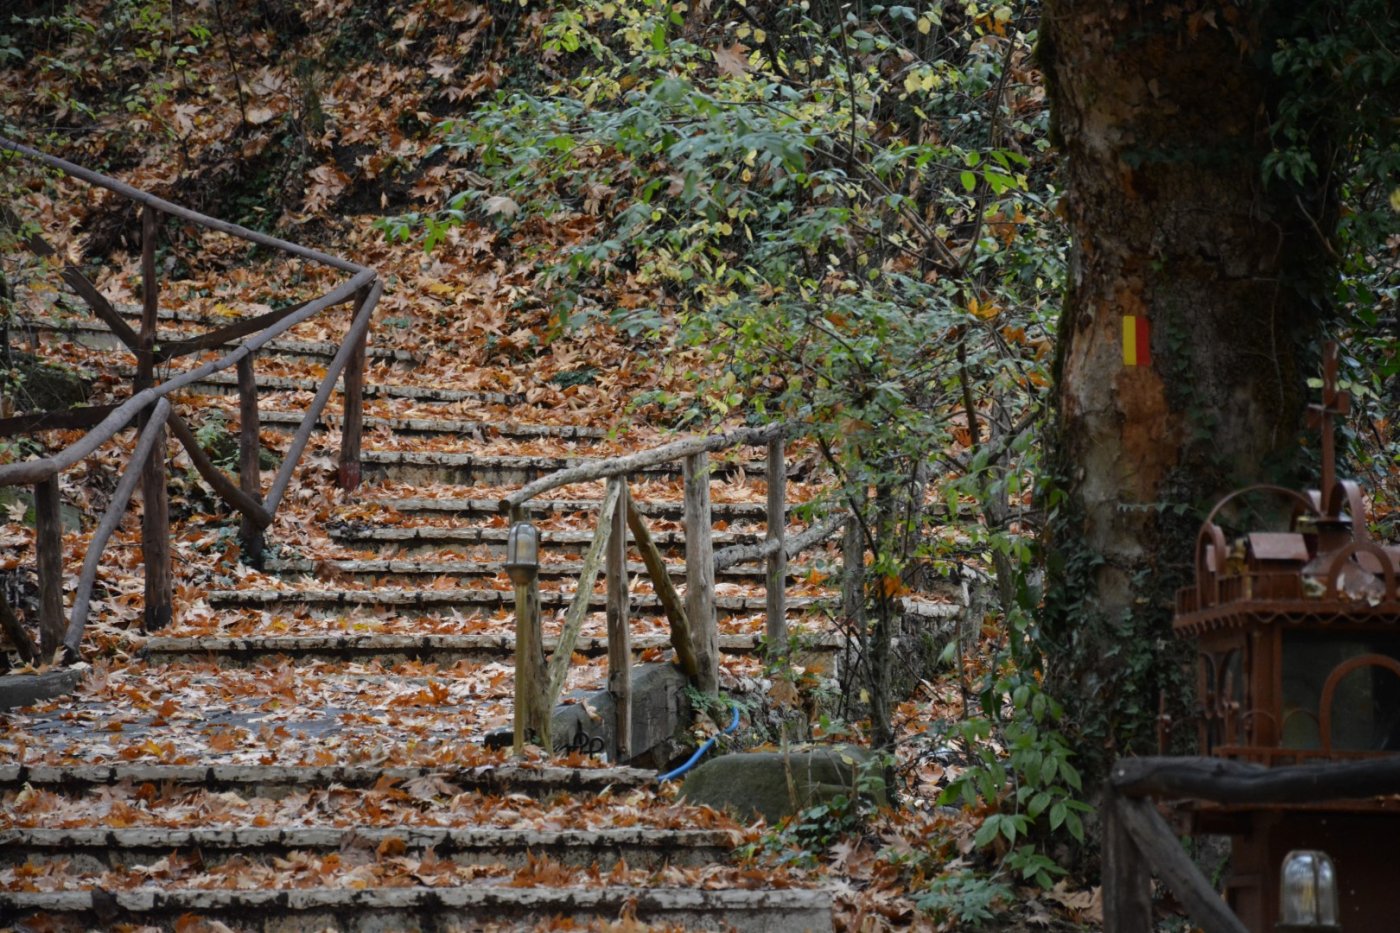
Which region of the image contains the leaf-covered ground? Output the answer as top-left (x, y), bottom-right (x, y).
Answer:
top-left (1, 2), bottom-right (1107, 929)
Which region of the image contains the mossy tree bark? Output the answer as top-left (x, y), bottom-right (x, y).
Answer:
top-left (1038, 0), bottom-right (1334, 777)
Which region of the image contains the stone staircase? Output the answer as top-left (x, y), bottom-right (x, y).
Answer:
top-left (1, 299), bottom-right (844, 931)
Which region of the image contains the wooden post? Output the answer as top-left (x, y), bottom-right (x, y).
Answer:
top-left (765, 434), bottom-right (787, 660)
top-left (1102, 787), bottom-right (1153, 933)
top-left (338, 287), bottom-right (369, 492)
top-left (237, 353), bottom-right (264, 564)
top-left (137, 205), bottom-right (172, 631)
top-left (683, 451), bottom-right (718, 695)
top-left (606, 477), bottom-right (632, 762)
top-left (625, 496), bottom-right (699, 680)
top-left (33, 477), bottom-right (64, 661)
top-left (511, 504), bottom-right (549, 754)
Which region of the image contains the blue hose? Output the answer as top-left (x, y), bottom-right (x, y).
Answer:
top-left (656, 699), bottom-right (741, 782)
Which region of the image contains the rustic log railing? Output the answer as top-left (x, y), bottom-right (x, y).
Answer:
top-left (1103, 754), bottom-right (1400, 933)
top-left (0, 136), bottom-right (378, 663)
top-left (498, 423), bottom-right (844, 759)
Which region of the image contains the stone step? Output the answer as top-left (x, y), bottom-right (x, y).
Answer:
top-left (0, 885), bottom-right (833, 933)
top-left (27, 316), bottom-right (417, 367)
top-left (379, 495), bottom-right (774, 521)
top-left (206, 587), bottom-right (822, 616)
top-left (125, 367), bottom-right (518, 405)
top-left (258, 410), bottom-right (608, 441)
top-left (0, 762), bottom-right (655, 796)
top-left (360, 449), bottom-right (774, 486)
top-left (140, 631), bottom-right (842, 666)
top-left (325, 521), bottom-right (763, 556)
top-left (0, 826), bottom-right (732, 870)
top-left (263, 556), bottom-right (782, 584)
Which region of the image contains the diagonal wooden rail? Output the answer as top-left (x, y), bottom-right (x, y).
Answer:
top-left (503, 423), bottom-right (847, 761)
top-left (0, 136), bottom-right (379, 662)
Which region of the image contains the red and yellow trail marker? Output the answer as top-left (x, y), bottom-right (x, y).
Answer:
top-left (1122, 315), bottom-right (1151, 367)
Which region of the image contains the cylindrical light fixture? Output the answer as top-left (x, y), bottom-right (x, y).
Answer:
top-left (504, 521), bottom-right (540, 585)
top-left (1278, 849), bottom-right (1340, 932)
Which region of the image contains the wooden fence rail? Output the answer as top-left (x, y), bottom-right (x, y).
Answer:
top-left (0, 136), bottom-right (379, 661)
top-left (1104, 755), bottom-right (1400, 933)
top-left (506, 424), bottom-right (846, 760)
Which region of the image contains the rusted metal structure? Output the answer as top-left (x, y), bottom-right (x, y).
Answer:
top-left (1167, 344), bottom-right (1400, 931)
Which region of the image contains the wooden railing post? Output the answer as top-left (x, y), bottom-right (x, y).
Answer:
top-left (606, 476), bottom-right (632, 762)
top-left (237, 353), bottom-right (264, 564)
top-left (338, 286), bottom-right (370, 492)
top-left (511, 504), bottom-right (549, 755)
top-left (1102, 786), bottom-right (1152, 932)
top-left (765, 433), bottom-right (787, 661)
top-left (683, 451), bottom-right (719, 695)
top-left (137, 205), bottom-right (172, 631)
top-left (33, 477), bottom-right (64, 660)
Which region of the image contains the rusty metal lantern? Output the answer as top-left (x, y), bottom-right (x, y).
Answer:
top-left (1173, 345), bottom-right (1400, 933)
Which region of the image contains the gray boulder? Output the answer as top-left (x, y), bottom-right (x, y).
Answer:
top-left (679, 745), bottom-right (887, 824)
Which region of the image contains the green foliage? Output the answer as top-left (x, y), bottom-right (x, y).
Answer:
top-left (916, 870), bottom-right (1013, 927)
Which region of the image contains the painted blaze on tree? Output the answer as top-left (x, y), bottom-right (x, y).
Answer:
top-left (1038, 0), bottom-right (1338, 771)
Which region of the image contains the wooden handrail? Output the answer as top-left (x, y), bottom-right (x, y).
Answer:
top-left (498, 422), bottom-right (785, 513)
top-left (0, 136), bottom-right (379, 658)
top-left (0, 268), bottom-right (372, 486)
top-left (1104, 754), bottom-right (1400, 932)
top-left (0, 136), bottom-right (364, 274)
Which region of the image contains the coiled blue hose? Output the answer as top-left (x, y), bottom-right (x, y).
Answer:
top-left (656, 699), bottom-right (741, 782)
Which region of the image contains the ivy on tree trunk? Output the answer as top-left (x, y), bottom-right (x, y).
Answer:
top-left (1037, 0), bottom-right (1335, 778)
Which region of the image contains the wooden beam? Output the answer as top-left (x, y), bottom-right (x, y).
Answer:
top-left (166, 411), bottom-right (272, 527)
top-left (1111, 754), bottom-right (1400, 805)
top-left (545, 479), bottom-right (621, 704)
top-left (512, 572), bottom-right (548, 754)
top-left (1101, 786), bottom-right (1152, 933)
top-left (337, 287), bottom-right (371, 491)
top-left (237, 354), bottom-right (265, 561)
top-left (605, 477), bottom-right (632, 762)
top-left (11, 220), bottom-right (142, 354)
top-left (764, 434), bottom-right (787, 658)
top-left (684, 452), bottom-right (718, 695)
top-left (1115, 795), bottom-right (1246, 933)
top-left (713, 512), bottom-right (846, 571)
top-left (65, 399), bottom-right (171, 656)
top-left (625, 495), bottom-right (699, 681)
top-left (154, 299), bottom-right (313, 362)
top-left (33, 477), bottom-right (64, 661)
top-left (500, 423), bottom-right (785, 514)
top-left (0, 404), bottom-right (121, 437)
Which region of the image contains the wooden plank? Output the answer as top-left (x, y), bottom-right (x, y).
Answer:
top-left (165, 411), bottom-right (272, 527)
top-left (1, 136), bottom-right (367, 275)
top-left (155, 299), bottom-right (311, 361)
top-left (512, 573), bottom-right (549, 754)
top-left (545, 479), bottom-right (621, 704)
top-left (337, 287), bottom-right (371, 492)
top-left (0, 269), bottom-right (372, 489)
top-left (1111, 754), bottom-right (1400, 805)
top-left (138, 205), bottom-right (159, 392)
top-left (500, 423), bottom-right (784, 513)
top-left (0, 404), bottom-right (120, 437)
top-left (684, 452), bottom-right (718, 695)
top-left (33, 477), bottom-right (64, 660)
top-left (1102, 787), bottom-right (1152, 933)
top-left (625, 495), bottom-right (699, 681)
top-left (66, 399), bottom-right (171, 655)
top-left (1116, 795), bottom-right (1246, 933)
top-left (236, 354), bottom-right (264, 560)
top-left (606, 477), bottom-right (632, 762)
top-left (765, 435), bottom-right (787, 658)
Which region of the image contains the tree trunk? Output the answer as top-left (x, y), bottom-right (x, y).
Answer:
top-left (1038, 0), bottom-right (1332, 775)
